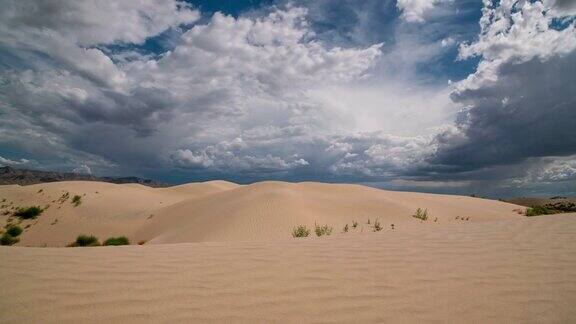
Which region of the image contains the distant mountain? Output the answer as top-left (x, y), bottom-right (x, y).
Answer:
top-left (0, 166), bottom-right (168, 187)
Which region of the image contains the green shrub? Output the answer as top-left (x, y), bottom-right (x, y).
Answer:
top-left (14, 206), bottom-right (43, 219)
top-left (314, 223), bottom-right (333, 237)
top-left (103, 236), bottom-right (130, 246)
top-left (413, 208), bottom-right (429, 221)
top-left (292, 225), bottom-right (310, 238)
top-left (6, 225), bottom-right (22, 237)
top-left (525, 205), bottom-right (556, 216)
top-left (69, 235), bottom-right (100, 247)
top-left (0, 233), bottom-right (19, 246)
top-left (71, 195), bottom-right (82, 207)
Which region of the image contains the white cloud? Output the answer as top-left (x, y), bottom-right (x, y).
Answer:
top-left (396, 0), bottom-right (444, 23)
top-left (433, 0), bottom-right (576, 180)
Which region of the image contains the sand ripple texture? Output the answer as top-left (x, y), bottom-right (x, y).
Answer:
top-left (1, 214), bottom-right (575, 323)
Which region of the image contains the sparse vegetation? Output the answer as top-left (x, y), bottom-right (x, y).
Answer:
top-left (314, 223), bottom-right (333, 237)
top-left (343, 224), bottom-right (349, 233)
top-left (6, 225), bottom-right (22, 237)
top-left (0, 233), bottom-right (19, 246)
top-left (413, 208), bottom-right (429, 221)
top-left (525, 205), bottom-right (556, 216)
top-left (1, 224), bottom-right (23, 245)
top-left (524, 201), bottom-right (576, 216)
top-left (352, 220), bottom-right (358, 228)
top-left (138, 240), bottom-right (147, 245)
top-left (14, 206), bottom-right (43, 219)
top-left (292, 225), bottom-right (311, 238)
top-left (58, 192), bottom-right (70, 203)
top-left (103, 236), bottom-right (129, 246)
top-left (71, 195), bottom-right (82, 207)
top-left (37, 189), bottom-right (43, 193)
top-left (373, 220), bottom-right (382, 231)
top-left (68, 235), bottom-right (100, 247)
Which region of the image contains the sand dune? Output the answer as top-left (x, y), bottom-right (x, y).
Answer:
top-left (1, 214), bottom-right (575, 323)
top-left (0, 181), bottom-right (521, 246)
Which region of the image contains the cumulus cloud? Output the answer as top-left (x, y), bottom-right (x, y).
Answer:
top-left (432, 0), bottom-right (576, 179)
top-left (0, 2), bottom-right (382, 176)
top-left (1, 0), bottom-right (575, 195)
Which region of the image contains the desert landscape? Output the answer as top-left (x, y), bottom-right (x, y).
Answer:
top-left (1, 0), bottom-right (576, 322)
top-left (1, 180), bottom-right (575, 323)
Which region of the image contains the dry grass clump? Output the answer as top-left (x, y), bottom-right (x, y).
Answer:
top-left (314, 223), bottom-right (333, 237)
top-left (413, 208), bottom-right (429, 221)
top-left (292, 225), bottom-right (311, 238)
top-left (373, 219), bottom-right (382, 232)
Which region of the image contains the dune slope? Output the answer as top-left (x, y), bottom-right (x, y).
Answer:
top-left (1, 214), bottom-right (575, 323)
top-left (139, 181), bottom-right (523, 243)
top-left (0, 180), bottom-right (522, 246)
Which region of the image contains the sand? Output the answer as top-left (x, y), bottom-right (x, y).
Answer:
top-left (1, 181), bottom-right (574, 323)
top-left (0, 181), bottom-right (522, 246)
top-left (1, 214), bottom-right (575, 323)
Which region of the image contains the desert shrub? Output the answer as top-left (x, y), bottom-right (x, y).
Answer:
top-left (14, 206), bottom-right (43, 219)
top-left (71, 195), bottom-right (82, 207)
top-left (373, 220), bottom-right (382, 232)
top-left (138, 240), bottom-right (147, 245)
top-left (69, 235), bottom-right (100, 247)
top-left (314, 223), bottom-right (333, 237)
top-left (413, 208), bottom-right (429, 221)
top-left (352, 220), bottom-right (358, 228)
top-left (6, 225), bottom-right (22, 237)
top-left (525, 205), bottom-right (556, 216)
top-left (292, 225), bottom-right (310, 238)
top-left (103, 236), bottom-right (130, 246)
top-left (343, 224), bottom-right (349, 233)
top-left (0, 233), bottom-right (19, 246)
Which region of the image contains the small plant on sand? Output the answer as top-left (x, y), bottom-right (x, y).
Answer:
top-left (292, 225), bottom-right (311, 238)
top-left (14, 206), bottom-right (43, 219)
top-left (138, 240), bottom-right (147, 245)
top-left (412, 208), bottom-right (429, 221)
top-left (314, 223), bottom-right (333, 237)
top-left (343, 224), bottom-right (349, 233)
top-left (6, 224), bottom-right (23, 237)
top-left (58, 192), bottom-right (70, 203)
top-left (367, 219), bottom-right (371, 225)
top-left (68, 235), bottom-right (100, 247)
top-left (71, 195), bottom-right (82, 207)
top-left (0, 233), bottom-right (19, 246)
top-left (373, 220), bottom-right (382, 232)
top-left (352, 220), bottom-right (358, 229)
top-left (104, 236), bottom-right (130, 246)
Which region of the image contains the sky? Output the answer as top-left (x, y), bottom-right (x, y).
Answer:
top-left (0, 0), bottom-right (575, 198)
